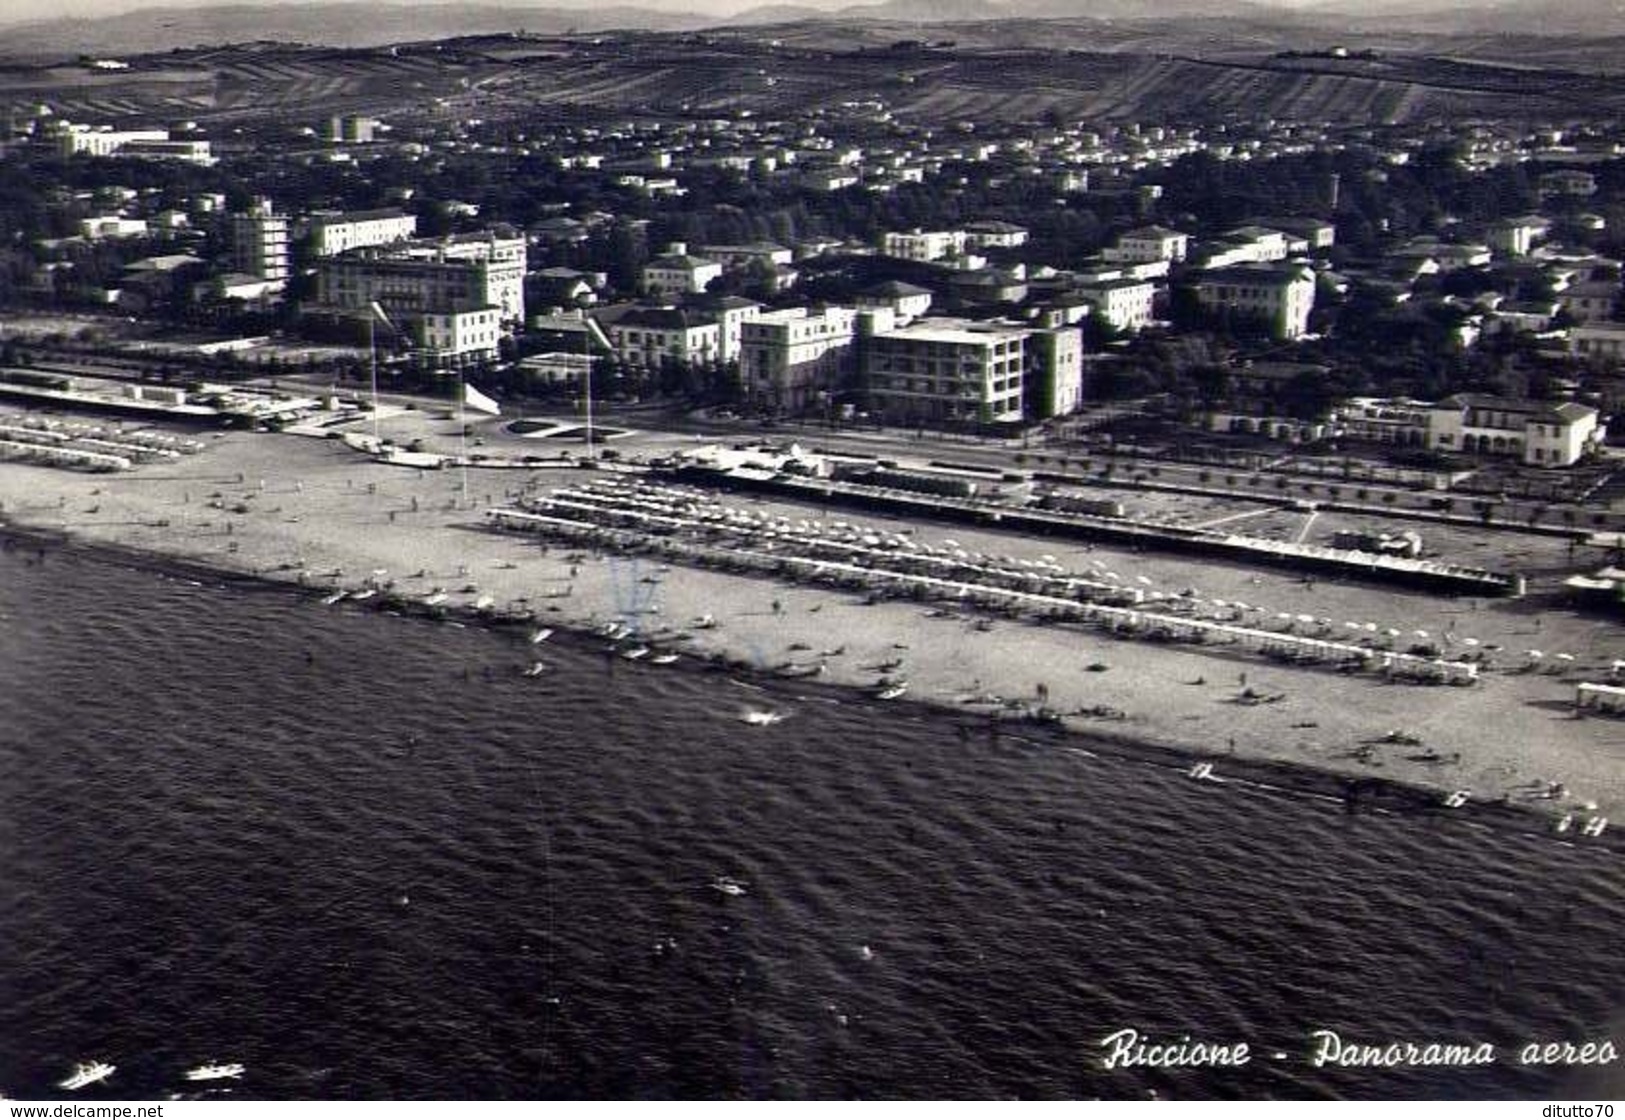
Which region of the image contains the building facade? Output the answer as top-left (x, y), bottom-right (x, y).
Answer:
top-left (1194, 265), bottom-right (1317, 339)
top-left (739, 306), bottom-right (858, 412)
top-left (307, 209), bottom-right (418, 257)
top-left (231, 199), bottom-right (291, 289)
top-left (642, 243), bottom-right (723, 297)
top-left (863, 318), bottom-right (1027, 425)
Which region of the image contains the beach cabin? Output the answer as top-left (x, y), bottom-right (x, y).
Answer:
top-left (1576, 681), bottom-right (1625, 716)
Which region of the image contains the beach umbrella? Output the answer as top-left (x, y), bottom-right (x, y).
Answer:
top-left (1462, 637), bottom-right (1480, 646)
top-left (1527, 650), bottom-right (1545, 659)
top-left (1297, 613), bottom-right (1315, 624)
top-left (1557, 652), bottom-right (1576, 662)
top-left (1136, 575), bottom-right (1154, 586)
top-left (1414, 630), bottom-right (1429, 638)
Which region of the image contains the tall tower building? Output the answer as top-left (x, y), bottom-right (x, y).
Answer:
top-left (231, 197), bottom-right (290, 287)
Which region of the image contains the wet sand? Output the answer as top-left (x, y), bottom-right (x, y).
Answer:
top-left (3, 423), bottom-right (1623, 823)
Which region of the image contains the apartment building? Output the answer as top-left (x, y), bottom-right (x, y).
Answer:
top-left (306, 209), bottom-right (418, 257)
top-left (1194, 265), bottom-right (1317, 340)
top-left (1076, 278), bottom-right (1156, 334)
top-left (881, 228), bottom-right (968, 263)
top-left (414, 307), bottom-right (502, 369)
top-left (54, 122), bottom-right (214, 165)
top-left (607, 307), bottom-right (722, 368)
top-left (231, 198), bottom-right (291, 289)
top-left (1333, 394), bottom-right (1603, 466)
top-left (1103, 225), bottom-right (1189, 264)
top-left (863, 318), bottom-right (1028, 425)
top-left (318, 231), bottom-right (526, 326)
top-left (855, 280), bottom-right (933, 325)
top-left (1026, 326), bottom-right (1084, 419)
top-left (962, 220), bottom-right (1030, 250)
top-left (642, 243), bottom-right (723, 296)
top-left (739, 306), bottom-right (858, 412)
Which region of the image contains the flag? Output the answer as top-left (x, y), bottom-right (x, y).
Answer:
top-left (368, 300), bottom-right (395, 330)
top-left (464, 381), bottom-right (501, 416)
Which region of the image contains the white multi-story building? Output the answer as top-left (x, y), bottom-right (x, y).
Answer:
top-left (415, 307), bottom-right (502, 369)
top-left (963, 221), bottom-right (1029, 250)
top-left (864, 318), bottom-right (1028, 425)
top-left (79, 216), bottom-right (148, 241)
top-left (231, 198), bottom-right (290, 288)
top-left (739, 306), bottom-right (858, 411)
top-left (855, 280), bottom-right (933, 325)
top-left (318, 231), bottom-right (526, 326)
top-left (1194, 265), bottom-right (1317, 340)
top-left (1571, 321), bottom-right (1625, 363)
top-left (1103, 225), bottom-right (1189, 264)
top-left (608, 307), bottom-right (721, 368)
top-left (1430, 394), bottom-right (1603, 466)
top-left (642, 243), bottom-right (723, 297)
top-left (306, 209), bottom-right (418, 257)
top-left (1333, 394), bottom-right (1604, 467)
top-left (1027, 326), bottom-right (1084, 419)
top-left (1077, 278), bottom-right (1156, 334)
top-left (881, 228), bottom-right (968, 263)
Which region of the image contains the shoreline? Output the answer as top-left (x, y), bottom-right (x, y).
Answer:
top-left (1, 425), bottom-right (1622, 825)
top-left (7, 518), bottom-right (1618, 856)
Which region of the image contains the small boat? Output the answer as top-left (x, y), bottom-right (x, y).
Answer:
top-left (740, 709), bottom-right (785, 727)
top-left (183, 1063), bottom-right (245, 1083)
top-left (693, 614), bottom-right (718, 630)
top-left (710, 876), bottom-right (748, 897)
top-left (1187, 762), bottom-right (1216, 781)
top-left (622, 646), bottom-right (650, 661)
top-left (58, 1062), bottom-right (115, 1091)
top-left (423, 592), bottom-right (449, 606)
top-left (350, 588), bottom-right (377, 602)
top-left (650, 652), bottom-right (679, 665)
top-left (321, 590), bottom-right (347, 606)
top-left (474, 595), bottom-right (496, 611)
top-left (1582, 816), bottom-right (1609, 837)
top-left (523, 661), bottom-right (547, 677)
top-left (1555, 814), bottom-right (1573, 834)
top-left (874, 682), bottom-right (908, 701)
top-left (1443, 790), bottom-right (1471, 809)
top-left (529, 628), bottom-right (554, 645)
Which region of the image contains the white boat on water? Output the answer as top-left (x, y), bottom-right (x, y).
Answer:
top-left (474, 595), bottom-right (496, 611)
top-left (524, 661), bottom-right (547, 677)
top-left (651, 652), bottom-right (679, 665)
top-left (529, 628), bottom-right (554, 645)
top-left (58, 1062), bottom-right (115, 1091)
top-left (1443, 790), bottom-right (1471, 809)
top-left (874, 682), bottom-right (908, 701)
top-left (183, 1063), bottom-right (245, 1083)
top-left (350, 588), bottom-right (377, 602)
top-left (711, 876), bottom-right (749, 897)
top-left (740, 709), bottom-right (784, 727)
top-left (1583, 816), bottom-right (1609, 837)
top-left (321, 590), bottom-right (347, 606)
top-left (622, 646), bottom-right (650, 661)
top-left (693, 614), bottom-right (717, 630)
top-left (423, 592), bottom-right (449, 606)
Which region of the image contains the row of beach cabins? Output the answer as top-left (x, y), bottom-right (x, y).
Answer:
top-left (487, 476), bottom-right (1482, 686)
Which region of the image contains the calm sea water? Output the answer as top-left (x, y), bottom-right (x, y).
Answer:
top-left (2, 536), bottom-right (1623, 1100)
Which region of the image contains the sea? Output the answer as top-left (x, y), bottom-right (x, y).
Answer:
top-left (2, 533), bottom-right (1623, 1101)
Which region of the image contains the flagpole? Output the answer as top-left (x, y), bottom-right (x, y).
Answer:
top-left (583, 322), bottom-right (594, 461)
top-left (368, 313), bottom-right (379, 445)
top-left (458, 363), bottom-right (468, 507)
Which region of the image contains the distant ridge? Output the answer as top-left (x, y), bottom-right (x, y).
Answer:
top-left (3, 0), bottom-right (1624, 59)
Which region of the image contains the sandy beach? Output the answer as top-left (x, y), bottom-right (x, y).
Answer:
top-left (4, 414), bottom-right (1624, 825)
